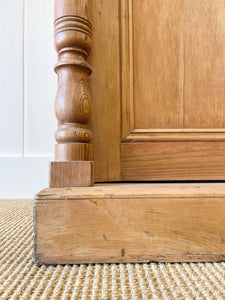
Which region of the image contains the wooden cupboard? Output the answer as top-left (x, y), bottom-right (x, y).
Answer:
top-left (34, 0), bottom-right (225, 264)
top-left (91, 0), bottom-right (225, 182)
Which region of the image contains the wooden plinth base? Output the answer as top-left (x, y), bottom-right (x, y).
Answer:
top-left (49, 161), bottom-right (94, 187)
top-left (34, 183), bottom-right (225, 264)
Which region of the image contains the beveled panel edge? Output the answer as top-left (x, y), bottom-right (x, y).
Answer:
top-left (123, 128), bottom-right (225, 142)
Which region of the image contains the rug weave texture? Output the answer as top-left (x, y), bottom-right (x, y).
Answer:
top-left (0, 199), bottom-right (225, 300)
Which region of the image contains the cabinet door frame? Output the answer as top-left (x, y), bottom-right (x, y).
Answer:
top-left (120, 0), bottom-right (225, 182)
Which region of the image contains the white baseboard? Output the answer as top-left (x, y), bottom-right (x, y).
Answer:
top-left (0, 157), bottom-right (53, 199)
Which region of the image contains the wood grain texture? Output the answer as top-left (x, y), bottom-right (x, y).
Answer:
top-left (133, 0), bottom-right (183, 129)
top-left (51, 0), bottom-right (94, 186)
top-left (34, 184), bottom-right (225, 264)
top-left (120, 0), bottom-right (134, 139)
top-left (54, 0), bottom-right (91, 20)
top-left (50, 161), bottom-right (94, 187)
top-left (132, 0), bottom-right (225, 130)
top-left (121, 142), bottom-right (225, 181)
top-left (119, 0), bottom-right (225, 181)
top-left (89, 0), bottom-right (121, 181)
top-left (37, 183), bottom-right (225, 199)
top-left (184, 0), bottom-right (225, 128)
top-left (54, 0), bottom-right (93, 154)
top-left (55, 143), bottom-right (92, 161)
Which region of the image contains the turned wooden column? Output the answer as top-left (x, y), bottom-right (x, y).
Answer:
top-left (50, 0), bottom-right (94, 187)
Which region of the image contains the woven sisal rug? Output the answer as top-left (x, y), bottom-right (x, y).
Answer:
top-left (0, 199), bottom-right (225, 299)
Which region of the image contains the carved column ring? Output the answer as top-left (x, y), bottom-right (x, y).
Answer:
top-left (55, 124), bottom-right (93, 143)
top-left (54, 16), bottom-right (92, 54)
top-left (55, 16), bottom-right (92, 36)
top-left (54, 58), bottom-right (92, 76)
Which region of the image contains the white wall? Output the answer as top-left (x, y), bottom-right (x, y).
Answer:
top-left (0, 0), bottom-right (57, 198)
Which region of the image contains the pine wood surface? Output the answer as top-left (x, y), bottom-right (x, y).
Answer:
top-left (132, 0), bottom-right (225, 129)
top-left (49, 161), bottom-right (94, 187)
top-left (89, 0), bottom-right (121, 182)
top-left (121, 142), bottom-right (225, 181)
top-left (34, 184), bottom-right (225, 264)
top-left (37, 183), bottom-right (225, 199)
top-left (55, 143), bottom-right (92, 161)
top-left (54, 0), bottom-right (91, 20)
top-left (86, 0), bottom-right (225, 181)
top-left (51, 0), bottom-right (94, 186)
top-left (51, 0), bottom-right (225, 182)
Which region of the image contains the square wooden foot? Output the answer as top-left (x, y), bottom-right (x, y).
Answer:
top-left (34, 184), bottom-right (225, 264)
top-left (49, 161), bottom-right (94, 187)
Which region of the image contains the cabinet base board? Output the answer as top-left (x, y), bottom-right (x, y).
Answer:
top-left (34, 183), bottom-right (225, 264)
